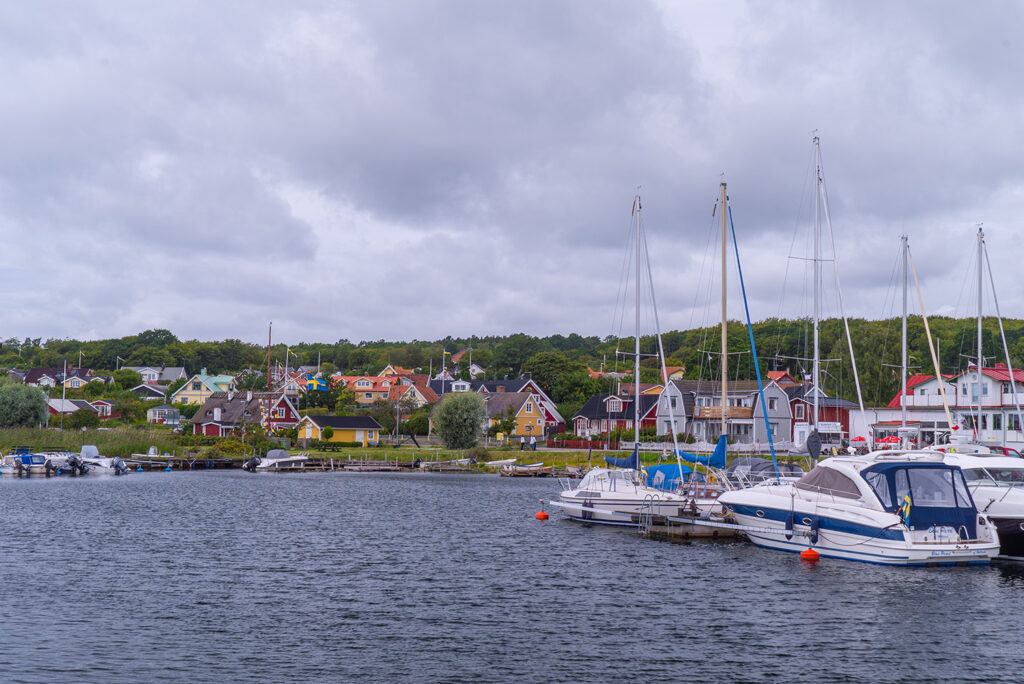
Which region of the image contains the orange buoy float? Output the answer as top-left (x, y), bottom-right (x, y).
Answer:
top-left (800, 547), bottom-right (820, 563)
top-left (535, 511), bottom-right (549, 520)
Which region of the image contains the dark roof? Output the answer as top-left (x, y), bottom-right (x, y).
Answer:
top-left (70, 399), bottom-right (98, 413)
top-left (483, 392), bottom-right (531, 419)
top-left (191, 391), bottom-right (290, 426)
top-left (132, 384), bottom-right (166, 398)
top-left (673, 379), bottom-right (761, 394)
top-left (784, 384), bottom-right (858, 408)
top-left (305, 415), bottom-right (384, 430)
top-left (473, 379), bottom-right (531, 394)
top-left (573, 394), bottom-right (658, 420)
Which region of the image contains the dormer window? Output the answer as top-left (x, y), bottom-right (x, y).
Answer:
top-left (608, 398), bottom-right (622, 413)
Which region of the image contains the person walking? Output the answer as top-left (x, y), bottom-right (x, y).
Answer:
top-left (519, 436), bottom-right (525, 451)
top-left (530, 435), bottom-right (536, 451)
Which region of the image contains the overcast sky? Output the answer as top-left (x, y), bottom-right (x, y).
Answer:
top-left (2, 1), bottom-right (1022, 345)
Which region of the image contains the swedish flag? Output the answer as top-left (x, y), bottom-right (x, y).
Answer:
top-left (305, 374), bottom-right (328, 392)
top-left (899, 494), bottom-right (912, 525)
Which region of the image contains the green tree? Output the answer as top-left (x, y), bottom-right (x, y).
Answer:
top-left (112, 369), bottom-right (143, 389)
top-left (335, 388), bottom-right (358, 416)
top-left (321, 426), bottom-right (334, 441)
top-left (0, 384), bottom-right (47, 428)
top-left (68, 409), bottom-right (101, 429)
top-left (433, 392), bottom-right (486, 449)
top-left (521, 351), bottom-right (586, 395)
top-left (487, 406), bottom-right (516, 437)
top-left (166, 377), bottom-right (187, 397)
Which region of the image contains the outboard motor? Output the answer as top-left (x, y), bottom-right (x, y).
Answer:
top-left (111, 457), bottom-right (129, 476)
top-left (242, 456), bottom-right (261, 473)
top-left (67, 455), bottom-right (89, 476)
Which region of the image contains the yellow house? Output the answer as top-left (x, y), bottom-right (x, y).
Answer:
top-left (296, 415), bottom-right (383, 446)
top-left (485, 392), bottom-right (546, 438)
top-left (171, 368), bottom-right (235, 406)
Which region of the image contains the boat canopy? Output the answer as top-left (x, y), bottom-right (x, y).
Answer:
top-left (862, 463), bottom-right (979, 538)
top-left (794, 466), bottom-right (862, 499)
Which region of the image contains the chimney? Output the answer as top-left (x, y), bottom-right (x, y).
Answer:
top-left (227, 391), bottom-right (234, 401)
top-left (213, 407), bottom-right (221, 422)
top-left (247, 390), bottom-right (253, 402)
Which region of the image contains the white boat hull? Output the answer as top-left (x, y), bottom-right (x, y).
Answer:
top-left (723, 497), bottom-right (999, 566)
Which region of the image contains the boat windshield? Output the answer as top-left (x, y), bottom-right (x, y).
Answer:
top-left (906, 468), bottom-right (972, 508)
top-left (962, 467), bottom-right (1024, 487)
top-left (578, 468), bottom-right (639, 492)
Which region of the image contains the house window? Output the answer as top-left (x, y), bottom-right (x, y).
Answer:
top-left (770, 422), bottom-right (778, 437)
top-left (536, 418), bottom-right (542, 426)
top-left (364, 393), bottom-right (372, 399)
top-left (919, 389), bottom-right (926, 396)
top-left (768, 398), bottom-right (777, 410)
top-left (795, 404), bottom-right (805, 420)
top-left (274, 407), bottom-right (285, 418)
top-left (525, 404), bottom-right (532, 413)
top-left (608, 399), bottom-right (622, 412)
top-left (1003, 383), bottom-right (1010, 394)
top-left (962, 385), bottom-right (967, 395)
top-left (192, 382), bottom-right (202, 391)
top-left (993, 414), bottom-right (1002, 430)
top-left (670, 397), bottom-right (677, 409)
top-left (356, 380), bottom-right (371, 388)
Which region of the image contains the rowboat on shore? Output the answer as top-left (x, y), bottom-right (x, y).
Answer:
top-left (500, 462), bottom-right (552, 477)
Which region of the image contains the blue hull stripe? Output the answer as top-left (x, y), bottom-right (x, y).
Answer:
top-left (729, 504), bottom-right (905, 542)
top-left (743, 532), bottom-right (990, 566)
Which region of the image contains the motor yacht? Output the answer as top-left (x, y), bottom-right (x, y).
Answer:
top-left (718, 449), bottom-right (1000, 566)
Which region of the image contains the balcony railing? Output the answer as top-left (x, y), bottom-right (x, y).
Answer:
top-left (694, 406), bottom-right (755, 419)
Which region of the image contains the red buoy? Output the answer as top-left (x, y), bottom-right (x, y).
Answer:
top-left (536, 511), bottom-right (549, 520)
top-left (800, 547), bottom-right (820, 563)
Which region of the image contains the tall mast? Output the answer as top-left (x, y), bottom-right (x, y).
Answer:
top-left (267, 321), bottom-right (272, 392)
top-left (977, 227), bottom-right (984, 435)
top-left (813, 137), bottom-right (821, 432)
top-left (901, 235), bottom-right (908, 433)
top-left (720, 182), bottom-right (728, 440)
top-left (634, 195), bottom-right (641, 448)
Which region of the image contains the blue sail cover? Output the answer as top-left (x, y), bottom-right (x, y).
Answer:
top-left (644, 463), bottom-right (693, 491)
top-left (676, 435), bottom-right (728, 469)
top-left (605, 448), bottom-right (639, 470)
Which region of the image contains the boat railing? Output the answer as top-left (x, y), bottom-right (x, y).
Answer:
top-left (558, 476), bottom-right (581, 492)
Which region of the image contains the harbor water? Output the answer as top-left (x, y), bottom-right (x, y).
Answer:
top-left (1, 471), bottom-right (1023, 683)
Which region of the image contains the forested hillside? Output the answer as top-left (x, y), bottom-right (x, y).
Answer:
top-left (5, 316), bottom-right (1023, 409)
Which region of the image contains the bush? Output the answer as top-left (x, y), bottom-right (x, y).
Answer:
top-left (466, 445), bottom-right (489, 461)
top-left (321, 426), bottom-right (334, 441)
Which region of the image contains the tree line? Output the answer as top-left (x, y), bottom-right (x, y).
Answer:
top-left (4, 316), bottom-right (1021, 414)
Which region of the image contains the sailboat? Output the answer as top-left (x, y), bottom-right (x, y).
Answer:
top-left (718, 239), bottom-right (1002, 566)
top-left (718, 150), bottom-right (1001, 566)
top-left (549, 193), bottom-right (728, 528)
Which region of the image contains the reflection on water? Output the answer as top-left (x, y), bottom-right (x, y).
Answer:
top-left (0, 471), bottom-right (1023, 682)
